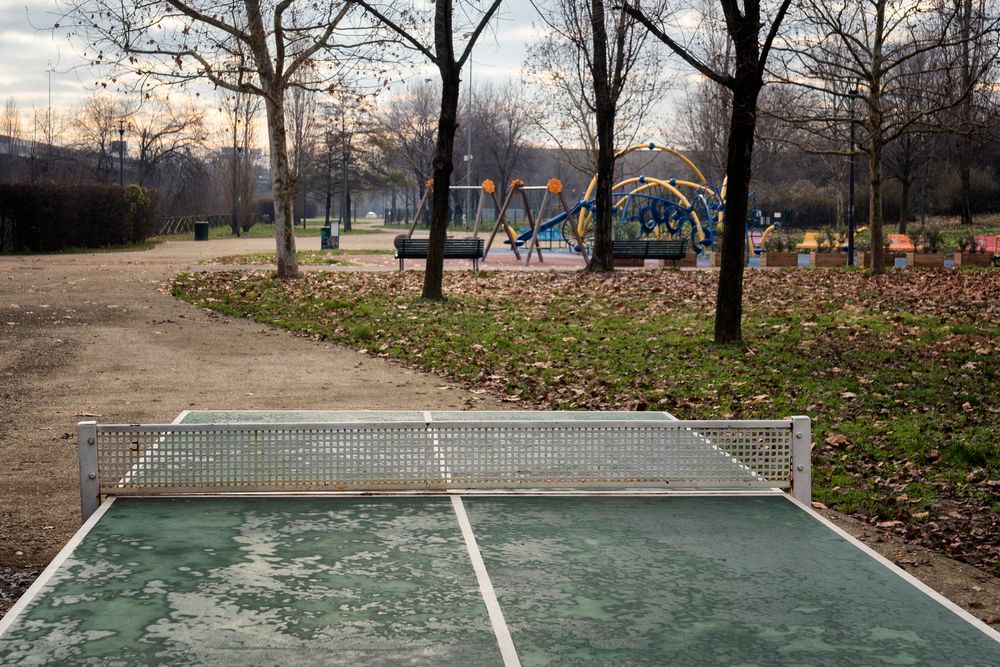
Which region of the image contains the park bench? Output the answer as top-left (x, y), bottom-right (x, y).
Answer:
top-left (394, 237), bottom-right (484, 271)
top-left (611, 239), bottom-right (687, 266)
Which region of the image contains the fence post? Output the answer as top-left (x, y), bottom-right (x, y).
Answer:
top-left (78, 421), bottom-right (100, 522)
top-left (791, 416), bottom-right (812, 505)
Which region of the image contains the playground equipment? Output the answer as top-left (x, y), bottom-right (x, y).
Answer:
top-left (526, 143), bottom-right (728, 260)
top-left (483, 178), bottom-right (584, 265)
top-left (405, 180), bottom-right (493, 239)
top-left (408, 141), bottom-right (763, 267)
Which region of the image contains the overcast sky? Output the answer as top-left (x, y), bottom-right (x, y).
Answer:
top-left (0, 1), bottom-right (546, 125)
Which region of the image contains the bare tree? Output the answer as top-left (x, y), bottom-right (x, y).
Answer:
top-left (945, 0), bottom-right (997, 225)
top-left (772, 0), bottom-right (998, 274)
top-left (525, 0), bottom-right (659, 271)
top-left (288, 84), bottom-right (318, 228)
top-left (218, 90), bottom-right (263, 234)
top-left (381, 82), bottom-right (440, 213)
top-left (522, 9), bottom-right (663, 179)
top-left (2, 98), bottom-right (24, 149)
top-left (351, 0), bottom-right (503, 299)
top-left (472, 81), bottom-right (531, 195)
top-left (68, 93), bottom-right (125, 182)
top-left (131, 97), bottom-right (207, 187)
top-left (626, 0), bottom-right (793, 344)
top-left (58, 0), bottom-right (363, 277)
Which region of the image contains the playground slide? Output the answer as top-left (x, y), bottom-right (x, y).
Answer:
top-left (506, 202), bottom-right (589, 246)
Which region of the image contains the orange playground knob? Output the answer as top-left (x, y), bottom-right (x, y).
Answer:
top-left (481, 179), bottom-right (496, 194)
top-left (547, 178), bottom-right (563, 194)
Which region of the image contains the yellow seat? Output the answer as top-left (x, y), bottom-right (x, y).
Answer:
top-left (795, 232), bottom-right (820, 251)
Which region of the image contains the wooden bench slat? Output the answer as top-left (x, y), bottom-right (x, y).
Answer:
top-left (612, 239), bottom-right (687, 261)
top-left (394, 237), bottom-right (484, 270)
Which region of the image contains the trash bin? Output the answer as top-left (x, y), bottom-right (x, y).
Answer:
top-left (194, 220), bottom-right (209, 241)
top-left (321, 224), bottom-right (340, 250)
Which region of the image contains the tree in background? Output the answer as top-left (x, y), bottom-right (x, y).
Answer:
top-left (68, 94), bottom-right (126, 182)
top-left (626, 0), bottom-right (793, 344)
top-left (773, 0), bottom-right (998, 274)
top-left (288, 85), bottom-right (318, 228)
top-left (526, 0), bottom-right (660, 271)
top-left (58, 0), bottom-right (362, 277)
top-left (471, 81), bottom-right (532, 199)
top-left (944, 0), bottom-right (997, 226)
top-left (352, 0), bottom-right (503, 299)
top-left (131, 97), bottom-right (207, 188)
top-left (218, 91), bottom-right (263, 234)
top-left (380, 81), bottom-right (440, 217)
top-left (522, 6), bottom-right (663, 179)
top-left (1, 98), bottom-right (24, 150)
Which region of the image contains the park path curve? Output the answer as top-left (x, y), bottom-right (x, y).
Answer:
top-left (0, 236), bottom-right (495, 573)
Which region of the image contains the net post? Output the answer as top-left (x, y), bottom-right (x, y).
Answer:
top-left (790, 416), bottom-right (812, 505)
top-left (77, 421), bottom-right (100, 523)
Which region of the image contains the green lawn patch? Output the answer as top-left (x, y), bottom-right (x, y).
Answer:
top-left (172, 267), bottom-right (1000, 575)
top-left (199, 248), bottom-right (393, 266)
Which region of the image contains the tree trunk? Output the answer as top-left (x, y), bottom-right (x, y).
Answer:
top-left (422, 70), bottom-right (459, 299)
top-left (714, 77), bottom-right (759, 345)
top-left (867, 3), bottom-right (886, 276)
top-left (324, 142), bottom-right (332, 225)
top-left (959, 162), bottom-right (973, 225)
top-left (588, 0), bottom-right (615, 272)
top-left (263, 93), bottom-right (299, 278)
top-left (898, 175), bottom-right (910, 234)
top-left (868, 141), bottom-right (886, 276)
top-left (958, 0), bottom-right (974, 226)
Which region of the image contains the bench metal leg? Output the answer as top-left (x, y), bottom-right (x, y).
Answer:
top-left (399, 257), bottom-right (404, 271)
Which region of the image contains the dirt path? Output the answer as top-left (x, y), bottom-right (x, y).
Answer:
top-left (1, 235), bottom-right (998, 631)
top-left (0, 235), bottom-right (497, 612)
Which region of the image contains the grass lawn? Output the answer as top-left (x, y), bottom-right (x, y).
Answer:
top-left (153, 219), bottom-right (382, 243)
top-left (172, 267), bottom-right (1000, 576)
top-left (200, 248), bottom-right (393, 266)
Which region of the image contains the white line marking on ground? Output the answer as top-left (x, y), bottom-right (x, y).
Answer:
top-left (452, 495), bottom-right (521, 666)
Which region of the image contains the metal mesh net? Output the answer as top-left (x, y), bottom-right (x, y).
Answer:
top-left (92, 420), bottom-right (796, 495)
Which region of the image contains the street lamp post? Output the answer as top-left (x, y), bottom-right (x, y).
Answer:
top-left (118, 120), bottom-right (125, 187)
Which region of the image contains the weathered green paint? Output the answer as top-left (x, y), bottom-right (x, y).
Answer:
top-left (464, 495), bottom-right (1000, 666)
top-left (0, 498), bottom-right (500, 666)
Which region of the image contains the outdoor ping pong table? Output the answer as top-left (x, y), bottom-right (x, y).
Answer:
top-left (0, 410), bottom-right (998, 666)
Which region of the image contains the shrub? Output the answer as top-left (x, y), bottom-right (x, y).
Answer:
top-left (763, 230), bottom-right (790, 253)
top-left (923, 228), bottom-right (944, 254)
top-left (0, 183), bottom-right (158, 252)
top-left (956, 233), bottom-right (974, 253)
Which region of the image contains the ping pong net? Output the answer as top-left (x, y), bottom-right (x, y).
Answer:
top-left (77, 416), bottom-right (811, 521)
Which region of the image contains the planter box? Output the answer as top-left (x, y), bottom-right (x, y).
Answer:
top-left (673, 253), bottom-right (698, 268)
top-left (761, 252), bottom-right (797, 267)
top-left (912, 253), bottom-right (947, 268)
top-left (812, 252), bottom-right (848, 267)
top-left (956, 253), bottom-right (992, 267)
top-left (711, 253), bottom-right (749, 267)
top-left (863, 252), bottom-right (896, 268)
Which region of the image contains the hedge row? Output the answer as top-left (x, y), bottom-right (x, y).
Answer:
top-left (0, 183), bottom-right (158, 252)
